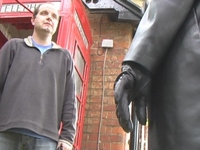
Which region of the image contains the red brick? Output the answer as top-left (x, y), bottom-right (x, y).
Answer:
top-left (82, 11), bottom-right (134, 150)
top-left (111, 143), bottom-right (125, 150)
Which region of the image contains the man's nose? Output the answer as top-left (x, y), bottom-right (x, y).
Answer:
top-left (46, 14), bottom-right (53, 21)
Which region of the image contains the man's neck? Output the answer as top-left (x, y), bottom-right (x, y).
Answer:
top-left (32, 32), bottom-right (52, 46)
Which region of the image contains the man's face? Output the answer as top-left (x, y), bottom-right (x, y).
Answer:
top-left (31, 3), bottom-right (59, 35)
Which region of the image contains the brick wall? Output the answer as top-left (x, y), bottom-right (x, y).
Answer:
top-left (81, 11), bottom-right (135, 150)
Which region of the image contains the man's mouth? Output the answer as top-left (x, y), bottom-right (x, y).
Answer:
top-left (44, 23), bottom-right (53, 27)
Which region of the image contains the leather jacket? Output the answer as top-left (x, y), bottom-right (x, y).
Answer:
top-left (124, 0), bottom-right (200, 149)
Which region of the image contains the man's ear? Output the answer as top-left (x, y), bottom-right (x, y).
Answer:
top-left (31, 17), bottom-right (35, 26)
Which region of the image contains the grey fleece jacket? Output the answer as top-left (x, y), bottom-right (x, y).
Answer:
top-left (0, 36), bottom-right (77, 144)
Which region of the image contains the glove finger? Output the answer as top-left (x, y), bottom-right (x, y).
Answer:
top-left (116, 90), bottom-right (133, 132)
top-left (114, 76), bottom-right (125, 104)
top-left (114, 74), bottom-right (132, 104)
top-left (135, 96), bottom-right (147, 125)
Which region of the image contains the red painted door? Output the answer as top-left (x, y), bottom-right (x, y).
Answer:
top-left (57, 1), bottom-right (92, 149)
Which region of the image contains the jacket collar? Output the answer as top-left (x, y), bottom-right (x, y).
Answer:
top-left (24, 36), bottom-right (62, 49)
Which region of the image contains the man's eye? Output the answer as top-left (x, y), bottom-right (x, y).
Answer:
top-left (52, 15), bottom-right (58, 20)
top-left (41, 11), bottom-right (48, 15)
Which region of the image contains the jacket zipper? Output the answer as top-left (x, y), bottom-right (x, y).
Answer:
top-left (39, 54), bottom-right (43, 65)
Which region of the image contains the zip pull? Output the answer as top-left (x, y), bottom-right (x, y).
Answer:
top-left (39, 54), bottom-right (43, 65)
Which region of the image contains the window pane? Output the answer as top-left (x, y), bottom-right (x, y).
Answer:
top-left (76, 97), bottom-right (80, 116)
top-left (75, 47), bottom-right (85, 76)
top-left (75, 69), bottom-right (83, 96)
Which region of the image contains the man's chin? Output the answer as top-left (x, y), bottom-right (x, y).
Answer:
top-left (42, 28), bottom-right (54, 34)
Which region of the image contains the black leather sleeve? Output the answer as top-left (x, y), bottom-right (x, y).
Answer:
top-left (123, 0), bottom-right (195, 73)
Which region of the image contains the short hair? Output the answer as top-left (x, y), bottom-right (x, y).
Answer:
top-left (33, 4), bottom-right (42, 19)
top-left (32, 3), bottom-right (55, 19)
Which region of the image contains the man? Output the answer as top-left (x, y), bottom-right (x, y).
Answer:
top-left (0, 3), bottom-right (77, 150)
top-left (114, 0), bottom-right (200, 149)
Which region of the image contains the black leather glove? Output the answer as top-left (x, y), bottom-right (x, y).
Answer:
top-left (114, 63), bottom-right (151, 133)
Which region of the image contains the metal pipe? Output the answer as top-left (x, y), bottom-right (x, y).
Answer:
top-left (130, 104), bottom-right (140, 150)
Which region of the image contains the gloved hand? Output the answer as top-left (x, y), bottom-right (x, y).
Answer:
top-left (114, 63), bottom-right (151, 133)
